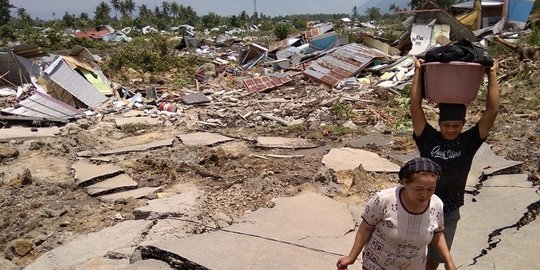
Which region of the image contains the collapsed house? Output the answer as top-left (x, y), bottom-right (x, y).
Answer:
top-left (0, 45), bottom-right (111, 123)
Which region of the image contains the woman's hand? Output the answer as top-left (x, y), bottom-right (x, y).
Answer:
top-left (336, 256), bottom-right (356, 269)
top-left (444, 261), bottom-right (457, 270)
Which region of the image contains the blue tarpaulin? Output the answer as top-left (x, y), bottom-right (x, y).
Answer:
top-left (508, 0), bottom-right (535, 28)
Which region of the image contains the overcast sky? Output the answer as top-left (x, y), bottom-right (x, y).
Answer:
top-left (10, 0), bottom-right (409, 20)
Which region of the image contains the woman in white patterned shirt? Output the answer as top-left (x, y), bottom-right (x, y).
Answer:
top-left (337, 157), bottom-right (457, 270)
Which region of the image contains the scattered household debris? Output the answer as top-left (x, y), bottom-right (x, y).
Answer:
top-left (2, 4), bottom-right (539, 269)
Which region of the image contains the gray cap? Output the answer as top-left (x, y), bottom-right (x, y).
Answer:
top-left (398, 157), bottom-right (441, 181)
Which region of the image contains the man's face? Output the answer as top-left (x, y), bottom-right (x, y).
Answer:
top-left (439, 120), bottom-right (465, 140)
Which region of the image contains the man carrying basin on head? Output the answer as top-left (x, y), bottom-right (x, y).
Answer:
top-left (410, 59), bottom-right (500, 270)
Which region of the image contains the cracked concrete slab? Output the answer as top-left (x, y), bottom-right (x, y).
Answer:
top-left (85, 173), bottom-right (138, 196)
top-left (134, 188), bottom-right (204, 219)
top-left (466, 143), bottom-right (523, 190)
top-left (99, 138), bottom-right (175, 155)
top-left (98, 187), bottom-right (162, 202)
top-left (178, 132), bottom-right (233, 146)
top-left (72, 160), bottom-right (124, 186)
top-left (451, 174), bottom-right (539, 268)
top-left (256, 136), bottom-right (318, 149)
top-left (0, 126), bottom-right (60, 142)
top-left (139, 219), bottom-right (191, 245)
top-left (141, 192), bottom-right (362, 270)
top-left (25, 220), bottom-right (153, 270)
top-left (461, 218), bottom-right (540, 269)
top-left (145, 230), bottom-right (359, 270)
top-left (230, 192), bottom-right (361, 255)
top-left (322, 147), bottom-right (400, 172)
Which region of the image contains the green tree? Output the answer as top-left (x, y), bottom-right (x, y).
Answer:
top-left (365, 7), bottom-right (381, 21)
top-left (291, 16), bottom-right (306, 30)
top-left (0, 0), bottom-right (13, 25)
top-left (17, 7), bottom-right (33, 27)
top-left (351, 6), bottom-right (359, 22)
top-left (201, 12), bottom-right (221, 28)
top-left (110, 0), bottom-right (120, 19)
top-left (239, 10), bottom-right (248, 26)
top-left (161, 1), bottom-right (170, 19)
top-left (62, 12), bottom-right (76, 28)
top-left (94, 1), bottom-right (111, 24)
top-left (0, 24), bottom-right (15, 42)
top-left (170, 2), bottom-right (179, 20)
top-left (80, 12), bottom-right (89, 21)
top-left (138, 4), bottom-right (152, 22)
top-left (230, 15), bottom-right (239, 27)
top-left (181, 6), bottom-right (197, 25)
top-left (274, 22), bottom-right (293, 40)
top-left (118, 0), bottom-right (134, 20)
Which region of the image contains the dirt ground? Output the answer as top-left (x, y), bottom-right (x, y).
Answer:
top-left (0, 52), bottom-right (538, 268)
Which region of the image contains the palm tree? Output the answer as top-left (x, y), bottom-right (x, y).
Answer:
top-left (124, 0), bottom-right (135, 18)
top-left (80, 12), bottom-right (89, 21)
top-left (17, 7), bottom-right (32, 25)
top-left (94, 1), bottom-right (111, 24)
top-left (154, 6), bottom-right (162, 19)
top-left (138, 4), bottom-right (150, 20)
top-left (184, 6), bottom-right (197, 25)
top-left (161, 1), bottom-right (171, 19)
top-left (170, 2), bottom-right (179, 20)
top-left (110, 0), bottom-right (120, 19)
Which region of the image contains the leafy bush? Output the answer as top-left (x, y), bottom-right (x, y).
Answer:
top-left (487, 43), bottom-right (512, 57)
top-left (103, 34), bottom-right (205, 79)
top-left (0, 24), bottom-right (15, 43)
top-left (65, 37), bottom-right (110, 49)
top-left (273, 23), bottom-right (293, 40)
top-left (524, 25), bottom-right (540, 46)
top-left (331, 102), bottom-right (355, 120)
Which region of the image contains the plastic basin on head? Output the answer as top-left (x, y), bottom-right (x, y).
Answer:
top-left (422, 61), bottom-right (485, 104)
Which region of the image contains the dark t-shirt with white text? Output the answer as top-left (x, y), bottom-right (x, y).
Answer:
top-left (413, 123), bottom-right (485, 212)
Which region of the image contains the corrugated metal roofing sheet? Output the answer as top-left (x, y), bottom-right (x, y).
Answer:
top-left (44, 58), bottom-right (107, 109)
top-left (303, 43), bottom-right (389, 87)
top-left (2, 91), bottom-right (84, 121)
top-left (242, 75), bottom-right (293, 93)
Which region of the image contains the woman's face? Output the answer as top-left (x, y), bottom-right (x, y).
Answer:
top-left (403, 172), bottom-right (437, 203)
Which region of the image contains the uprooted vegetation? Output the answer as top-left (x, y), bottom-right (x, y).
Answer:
top-left (103, 34), bottom-right (207, 81)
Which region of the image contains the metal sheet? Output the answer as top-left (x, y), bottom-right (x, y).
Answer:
top-left (242, 75), bottom-right (293, 93)
top-left (2, 91), bottom-right (84, 121)
top-left (303, 43), bottom-right (388, 87)
top-left (44, 58), bottom-right (107, 109)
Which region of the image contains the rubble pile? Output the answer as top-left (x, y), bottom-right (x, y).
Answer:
top-left (0, 2), bottom-right (539, 269)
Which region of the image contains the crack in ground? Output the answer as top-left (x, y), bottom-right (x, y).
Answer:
top-left (140, 219), bottom-right (159, 241)
top-left (470, 199), bottom-right (540, 265)
top-left (136, 245), bottom-right (211, 270)
top-left (466, 169), bottom-right (540, 265)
